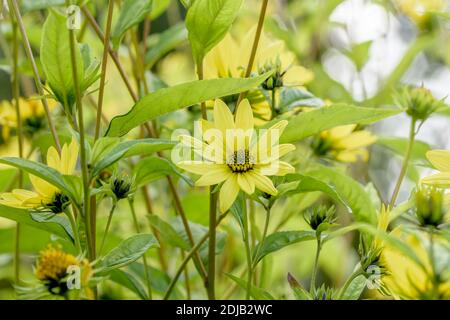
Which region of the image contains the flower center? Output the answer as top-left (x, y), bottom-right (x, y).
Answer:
top-left (227, 150), bottom-right (254, 173)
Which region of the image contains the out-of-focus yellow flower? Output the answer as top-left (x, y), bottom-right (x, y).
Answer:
top-left (312, 124), bottom-right (377, 163)
top-left (381, 227), bottom-right (450, 299)
top-left (0, 138), bottom-right (78, 212)
top-left (395, 0), bottom-right (446, 27)
top-left (157, 51), bottom-right (196, 86)
top-left (176, 99), bottom-right (295, 212)
top-left (35, 245), bottom-right (92, 298)
top-left (203, 28), bottom-right (313, 121)
top-left (422, 150), bottom-right (450, 188)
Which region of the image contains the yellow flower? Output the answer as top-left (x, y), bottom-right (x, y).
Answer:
top-left (176, 99), bottom-right (296, 213)
top-left (204, 28), bottom-right (313, 121)
top-left (0, 138), bottom-right (78, 212)
top-left (380, 227), bottom-right (450, 299)
top-left (395, 0), bottom-right (446, 27)
top-left (313, 124), bottom-right (377, 163)
top-left (422, 150), bottom-right (450, 188)
top-left (35, 245), bottom-right (92, 297)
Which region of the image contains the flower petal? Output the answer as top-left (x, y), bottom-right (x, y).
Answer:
top-left (247, 171), bottom-right (277, 195)
top-left (421, 172), bottom-right (450, 188)
top-left (177, 161), bottom-right (223, 175)
top-left (195, 166), bottom-right (231, 186)
top-left (334, 131), bottom-right (376, 150)
top-left (219, 175), bottom-right (239, 213)
top-left (237, 173), bottom-right (255, 194)
top-left (235, 99), bottom-right (254, 131)
top-left (214, 99), bottom-right (234, 133)
top-left (426, 150), bottom-right (450, 172)
top-left (256, 161), bottom-right (295, 176)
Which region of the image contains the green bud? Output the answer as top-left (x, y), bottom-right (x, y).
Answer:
top-left (312, 284), bottom-right (336, 300)
top-left (259, 57), bottom-right (285, 90)
top-left (305, 205), bottom-right (336, 234)
top-left (396, 86), bottom-right (443, 121)
top-left (415, 187), bottom-right (446, 228)
top-left (110, 173), bottom-right (134, 201)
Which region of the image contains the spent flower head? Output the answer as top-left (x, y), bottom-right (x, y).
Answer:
top-left (414, 186), bottom-right (447, 228)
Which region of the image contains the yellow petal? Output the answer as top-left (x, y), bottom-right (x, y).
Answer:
top-left (177, 161), bottom-right (223, 175)
top-left (237, 173), bottom-right (255, 194)
top-left (195, 166), bottom-right (231, 187)
top-left (46, 146), bottom-right (60, 171)
top-left (256, 161), bottom-right (295, 176)
top-left (214, 99), bottom-right (234, 133)
top-left (426, 150), bottom-right (450, 172)
top-left (219, 175), bottom-right (239, 213)
top-left (335, 149), bottom-right (369, 163)
top-left (283, 65), bottom-right (314, 85)
top-left (235, 99), bottom-right (254, 131)
top-left (30, 175), bottom-right (58, 199)
top-left (328, 124), bottom-right (357, 140)
top-left (257, 143), bottom-right (295, 163)
top-left (247, 171), bottom-right (277, 195)
top-left (421, 172), bottom-right (450, 188)
top-left (334, 131), bottom-right (377, 150)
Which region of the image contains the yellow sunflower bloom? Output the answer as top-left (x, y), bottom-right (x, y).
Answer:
top-left (313, 124), bottom-right (377, 163)
top-left (176, 99), bottom-right (296, 213)
top-left (422, 150), bottom-right (450, 188)
top-left (0, 138), bottom-right (78, 212)
top-left (203, 28), bottom-right (314, 121)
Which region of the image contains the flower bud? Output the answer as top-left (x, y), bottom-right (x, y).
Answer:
top-left (110, 173), bottom-right (134, 201)
top-left (305, 205), bottom-right (336, 234)
top-left (415, 187), bottom-right (446, 228)
top-left (396, 86), bottom-right (443, 122)
top-left (259, 57), bottom-right (284, 90)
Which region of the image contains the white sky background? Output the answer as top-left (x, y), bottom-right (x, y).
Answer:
top-left (324, 0), bottom-right (450, 201)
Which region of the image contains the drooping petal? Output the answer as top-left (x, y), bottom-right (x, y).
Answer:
top-left (426, 150), bottom-right (450, 172)
top-left (177, 161), bottom-right (223, 175)
top-left (334, 131), bottom-right (376, 150)
top-left (335, 149), bottom-right (369, 163)
top-left (29, 175), bottom-right (58, 199)
top-left (254, 120), bottom-right (288, 162)
top-left (237, 173), bottom-right (255, 194)
top-left (46, 145), bottom-right (60, 171)
top-left (256, 161), bottom-right (295, 176)
top-left (219, 175), bottom-right (240, 213)
top-left (328, 125), bottom-right (357, 141)
top-left (283, 65), bottom-right (314, 85)
top-left (195, 166), bottom-right (232, 186)
top-left (257, 143), bottom-right (295, 163)
top-left (247, 171), bottom-right (278, 195)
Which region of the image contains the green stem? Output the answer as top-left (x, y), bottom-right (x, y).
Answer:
top-left (128, 199), bottom-right (153, 300)
top-left (389, 118), bottom-right (416, 208)
top-left (94, 0), bottom-right (114, 140)
top-left (8, 0), bottom-right (61, 152)
top-left (252, 205), bottom-right (271, 270)
top-left (98, 203), bottom-right (116, 256)
top-left (271, 88), bottom-right (277, 118)
top-left (244, 205), bottom-right (253, 300)
top-left (235, 0), bottom-right (269, 110)
top-left (66, 0), bottom-right (92, 260)
top-left (207, 190), bottom-right (217, 300)
top-left (163, 212), bottom-right (228, 300)
top-left (65, 208), bottom-right (82, 254)
top-left (196, 59), bottom-right (207, 119)
top-left (310, 236), bottom-right (322, 293)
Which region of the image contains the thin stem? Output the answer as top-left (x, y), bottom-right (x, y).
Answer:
top-left (8, 0), bottom-right (61, 152)
top-left (310, 236), bottom-right (322, 293)
top-left (128, 199), bottom-right (153, 300)
top-left (10, 10), bottom-right (22, 285)
top-left (196, 60), bottom-right (207, 119)
top-left (244, 206), bottom-right (253, 300)
top-left (99, 203), bottom-right (116, 256)
top-left (65, 208), bottom-right (82, 253)
top-left (94, 0), bottom-right (114, 140)
top-left (271, 88), bottom-right (277, 119)
top-left (251, 206), bottom-right (271, 271)
top-left (389, 118), bottom-right (416, 208)
top-left (163, 212), bottom-right (228, 300)
top-left (207, 190), bottom-right (217, 300)
top-left (167, 177), bottom-right (208, 281)
top-left (66, 0), bottom-right (92, 260)
top-left (235, 0), bottom-right (269, 111)
top-left (181, 250), bottom-right (191, 299)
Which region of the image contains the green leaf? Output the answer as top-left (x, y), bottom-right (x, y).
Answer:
top-left (109, 269), bottom-right (148, 300)
top-left (346, 41), bottom-right (372, 70)
top-left (29, 211), bottom-right (74, 241)
top-left (111, 0), bottom-right (154, 49)
top-left (0, 157), bottom-right (77, 203)
top-left (90, 137), bottom-right (120, 166)
top-left (287, 272), bottom-right (311, 300)
top-left (306, 165), bottom-right (377, 224)
top-left (253, 231), bottom-right (316, 265)
top-left (145, 23), bottom-right (188, 68)
top-left (0, 205), bottom-right (72, 241)
top-left (339, 274), bottom-right (366, 300)
top-left (279, 88), bottom-right (324, 112)
top-left (186, 0), bottom-right (243, 63)
top-left (150, 0), bottom-right (171, 20)
top-left (133, 156), bottom-right (193, 187)
top-left (98, 234), bottom-right (159, 274)
top-left (105, 73), bottom-right (271, 137)
top-left (91, 139), bottom-right (175, 177)
top-left (278, 174), bottom-right (351, 213)
top-left (230, 192), bottom-right (247, 241)
top-left (40, 10), bottom-right (83, 110)
top-left (279, 104), bottom-right (401, 143)
top-left (226, 273), bottom-right (275, 300)
top-left (147, 215), bottom-right (190, 250)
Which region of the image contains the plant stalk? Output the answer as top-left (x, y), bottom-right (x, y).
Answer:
top-left (99, 203), bottom-right (116, 255)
